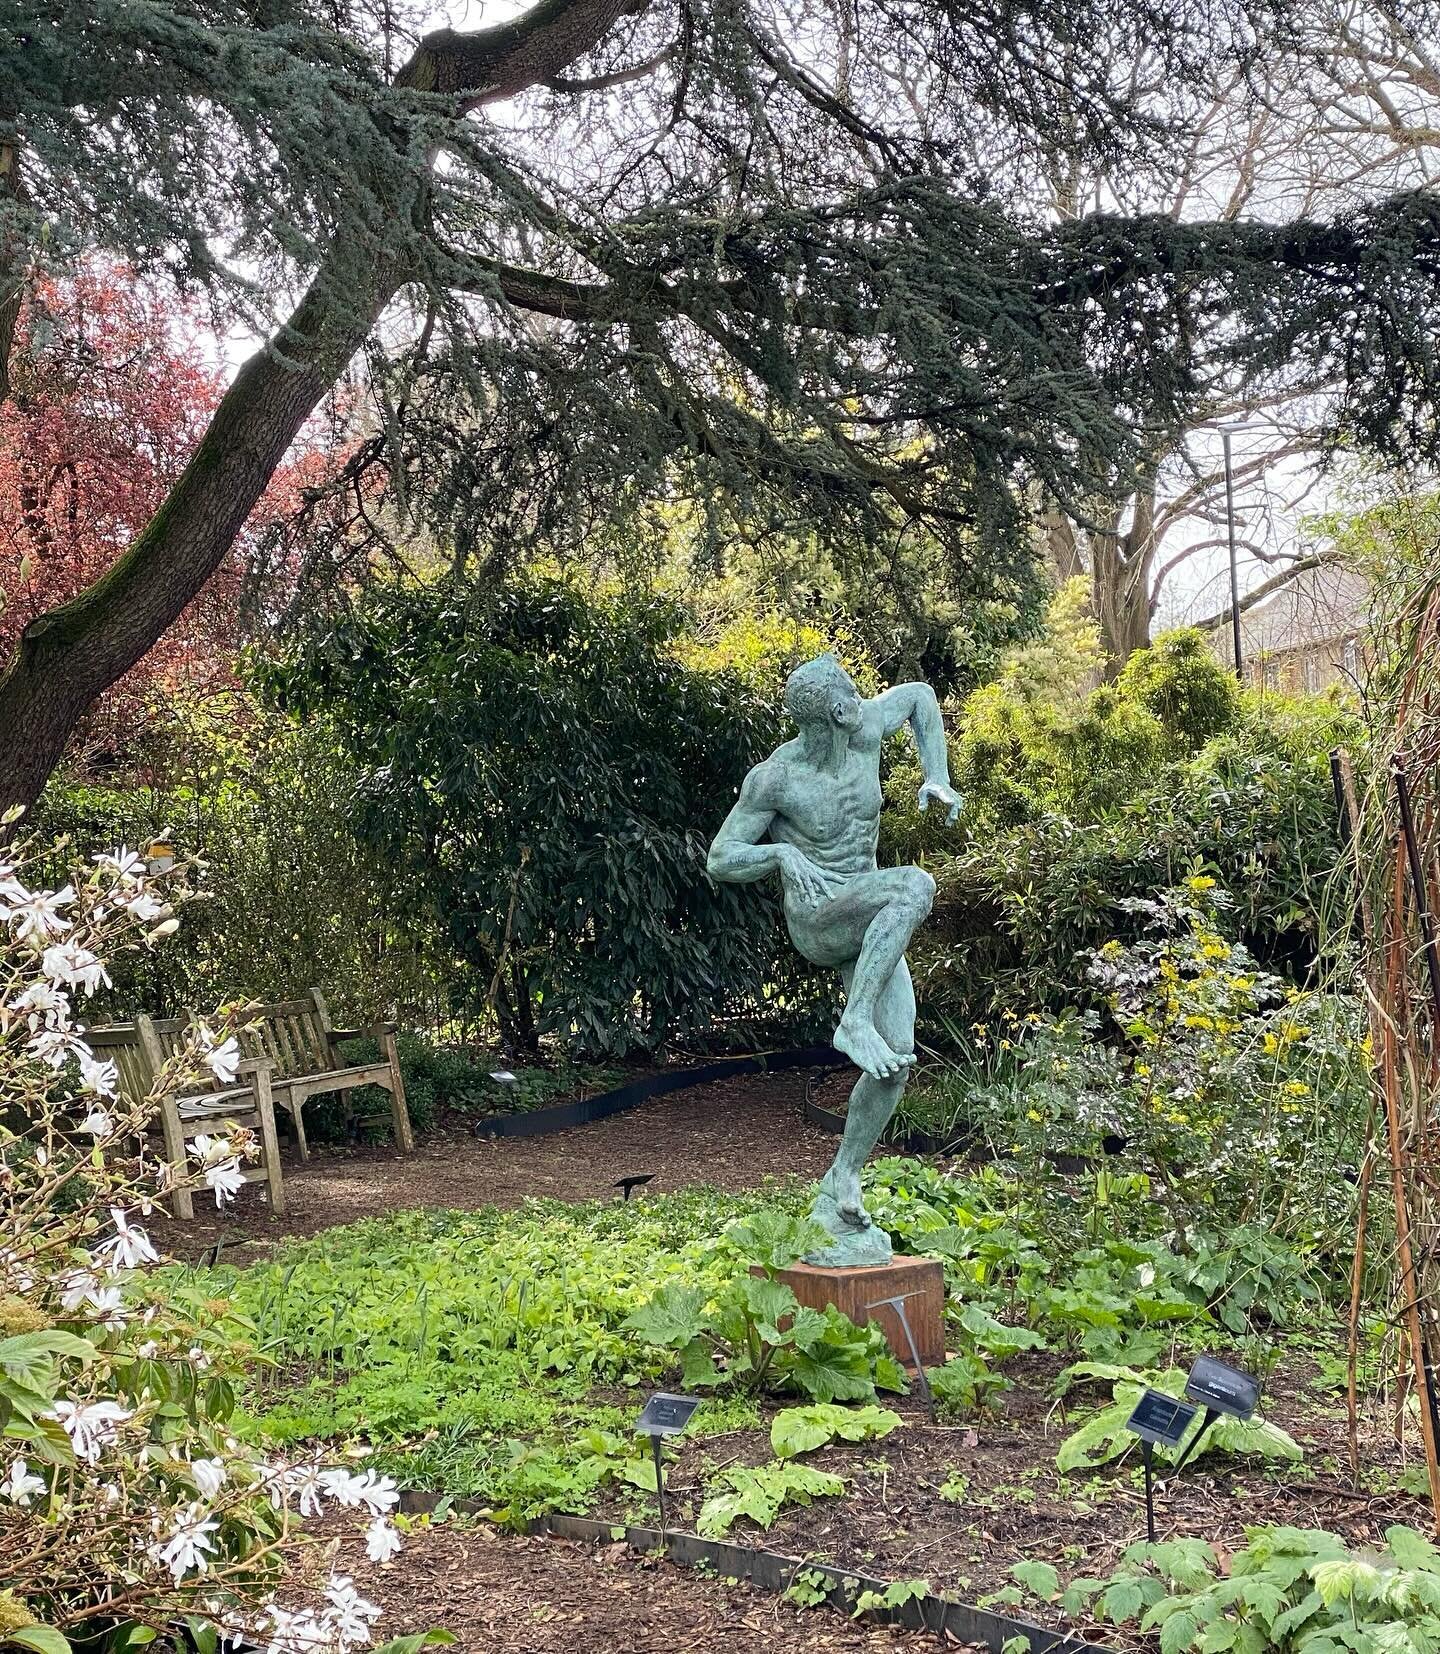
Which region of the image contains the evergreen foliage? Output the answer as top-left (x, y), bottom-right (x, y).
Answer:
top-left (260, 575), bottom-right (834, 1055)
top-left (7, 0), bottom-right (1440, 802)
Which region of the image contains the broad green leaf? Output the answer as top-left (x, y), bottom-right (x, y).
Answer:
top-left (7, 1631), bottom-right (73, 1654)
top-left (1100, 1578), bottom-right (1147, 1623)
top-left (1391, 1528), bottom-right (1440, 1574)
top-left (373, 1635), bottom-right (459, 1653)
top-left (621, 1284), bottom-right (708, 1349)
top-left (1159, 1609), bottom-right (1201, 1654)
top-left (1010, 1560), bottom-right (1059, 1601)
top-left (0, 1332), bottom-right (96, 1383)
top-left (771, 1404), bottom-right (902, 1460)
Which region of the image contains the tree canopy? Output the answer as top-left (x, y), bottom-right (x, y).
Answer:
top-left (3, 0), bottom-right (1440, 804)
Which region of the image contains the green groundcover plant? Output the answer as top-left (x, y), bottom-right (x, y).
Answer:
top-left (1003, 1525), bottom-right (1440, 1654)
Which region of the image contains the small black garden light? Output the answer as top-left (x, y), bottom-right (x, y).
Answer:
top-left (1125, 1388), bottom-right (1198, 1542)
top-left (635, 1391), bottom-right (700, 1543)
top-left (1170, 1354), bottom-right (1261, 1473)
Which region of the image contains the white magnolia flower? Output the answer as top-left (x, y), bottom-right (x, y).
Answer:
top-left (205, 1158), bottom-right (247, 1207)
top-left (364, 1518), bottom-right (403, 1564)
top-left (95, 1208), bottom-right (159, 1273)
top-left (124, 890), bottom-right (167, 922)
top-left (85, 1285), bottom-right (129, 1330)
top-left (205, 1036), bottom-right (242, 1088)
top-left (0, 862), bottom-right (26, 908)
top-left (95, 847), bottom-right (146, 880)
top-left (51, 1398), bottom-right (131, 1464)
top-left (11, 979), bottom-right (72, 1032)
top-left (319, 1468), bottom-right (399, 1515)
top-left (191, 1457), bottom-right (227, 1500)
top-left (7, 885), bottom-right (74, 945)
top-left (1, 1459), bottom-right (46, 1506)
top-left (273, 1462), bottom-right (326, 1517)
top-left (28, 1027), bottom-right (85, 1070)
top-left (156, 1508), bottom-right (220, 1582)
top-left (80, 1106), bottom-right (115, 1140)
top-left (136, 1340), bottom-right (161, 1360)
top-left (263, 1607), bottom-right (331, 1654)
top-left (323, 1576), bottom-right (381, 1650)
top-left (189, 1133), bottom-right (230, 1166)
top-left (78, 1052), bottom-right (120, 1099)
top-left (59, 1267), bottom-right (103, 1312)
top-left (41, 941), bottom-right (111, 996)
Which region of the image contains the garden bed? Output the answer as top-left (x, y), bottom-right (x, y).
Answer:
top-left (317, 1518), bottom-right (948, 1651)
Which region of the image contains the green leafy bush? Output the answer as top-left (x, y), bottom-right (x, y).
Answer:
top-left (770, 1403), bottom-right (902, 1458)
top-left (1010, 1525), bottom-right (1440, 1654)
top-left (1053, 1362), bottom-right (1301, 1472)
top-left (697, 1460), bottom-right (846, 1537)
top-left (261, 575), bottom-right (835, 1056)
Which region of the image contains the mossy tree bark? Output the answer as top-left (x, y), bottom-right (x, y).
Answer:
top-left (0, 0), bottom-right (646, 814)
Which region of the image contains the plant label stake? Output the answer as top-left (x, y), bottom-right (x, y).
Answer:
top-left (615, 1173), bottom-right (655, 1201)
top-left (1171, 1355), bottom-right (1261, 1473)
top-left (635, 1391), bottom-right (699, 1548)
top-left (1125, 1389), bottom-right (1197, 1543)
top-left (866, 1291), bottom-right (934, 1421)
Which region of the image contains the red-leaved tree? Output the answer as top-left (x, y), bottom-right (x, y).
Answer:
top-left (0, 265), bottom-right (333, 773)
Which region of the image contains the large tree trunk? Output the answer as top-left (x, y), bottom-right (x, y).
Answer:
top-left (0, 0), bottom-right (646, 816)
top-left (0, 270), bottom-right (398, 814)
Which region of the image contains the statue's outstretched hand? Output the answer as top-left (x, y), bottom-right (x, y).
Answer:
top-left (917, 780), bottom-right (962, 825)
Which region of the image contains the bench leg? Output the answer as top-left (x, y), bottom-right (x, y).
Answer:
top-left (291, 1097), bottom-right (310, 1163)
top-left (160, 1096), bottom-right (195, 1222)
top-left (254, 1067), bottom-right (286, 1217)
top-left (381, 1030), bottom-right (414, 1154)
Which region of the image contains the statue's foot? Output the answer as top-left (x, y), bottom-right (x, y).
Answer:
top-left (807, 1182), bottom-right (894, 1267)
top-left (821, 1166), bottom-right (870, 1229)
top-left (833, 1014), bottom-right (916, 1082)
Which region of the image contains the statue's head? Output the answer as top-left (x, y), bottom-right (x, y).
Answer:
top-left (785, 653), bottom-right (863, 733)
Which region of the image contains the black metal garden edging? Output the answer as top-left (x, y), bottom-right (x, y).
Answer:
top-left (471, 1043), bottom-right (842, 1139)
top-left (395, 1492), bottom-right (1110, 1654)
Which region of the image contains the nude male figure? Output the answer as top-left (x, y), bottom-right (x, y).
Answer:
top-left (707, 653), bottom-right (960, 1260)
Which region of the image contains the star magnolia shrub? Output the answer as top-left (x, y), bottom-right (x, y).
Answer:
top-left (0, 812), bottom-right (448, 1654)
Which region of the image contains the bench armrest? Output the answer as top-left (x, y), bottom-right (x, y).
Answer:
top-left (236, 1056), bottom-right (275, 1075)
top-left (329, 1022), bottom-right (398, 1043)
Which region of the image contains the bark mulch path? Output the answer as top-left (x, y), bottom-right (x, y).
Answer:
top-left (323, 1521), bottom-right (947, 1653)
top-left (174, 1066), bottom-right (839, 1258)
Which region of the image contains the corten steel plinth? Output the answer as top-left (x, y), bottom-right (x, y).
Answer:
top-left (754, 1254), bottom-right (945, 1369)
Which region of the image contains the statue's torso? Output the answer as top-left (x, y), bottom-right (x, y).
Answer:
top-left (767, 737), bottom-right (883, 879)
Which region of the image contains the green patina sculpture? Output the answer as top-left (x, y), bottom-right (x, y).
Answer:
top-left (707, 654), bottom-right (960, 1267)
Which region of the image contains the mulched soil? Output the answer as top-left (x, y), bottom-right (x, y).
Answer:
top-left (581, 1354), bottom-right (1430, 1648)
top-left (171, 1065), bottom-right (839, 1259)
top-left (319, 1520), bottom-right (948, 1652)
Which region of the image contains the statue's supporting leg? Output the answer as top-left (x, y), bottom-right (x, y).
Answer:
top-left (809, 959), bottom-right (915, 1266)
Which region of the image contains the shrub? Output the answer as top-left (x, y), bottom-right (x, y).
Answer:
top-left (0, 825), bottom-right (424, 1651)
top-left (261, 575), bottom-right (835, 1057)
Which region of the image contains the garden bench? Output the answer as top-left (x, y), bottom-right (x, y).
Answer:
top-left (90, 989), bottom-right (413, 1215)
top-left (86, 1016), bottom-right (286, 1221)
